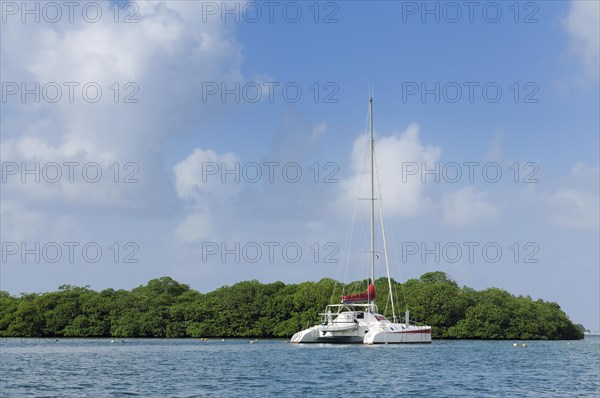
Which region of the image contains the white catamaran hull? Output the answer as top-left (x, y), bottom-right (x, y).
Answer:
top-left (291, 326), bottom-right (367, 344)
top-left (291, 321), bottom-right (369, 344)
top-left (291, 310), bottom-right (432, 344)
top-left (364, 325), bottom-right (432, 344)
top-left (292, 325), bottom-right (431, 344)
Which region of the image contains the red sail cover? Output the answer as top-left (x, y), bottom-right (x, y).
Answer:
top-left (342, 284), bottom-right (376, 303)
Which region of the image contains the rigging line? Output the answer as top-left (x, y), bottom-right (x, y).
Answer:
top-left (373, 146), bottom-right (397, 322)
top-left (338, 102), bottom-right (372, 300)
top-left (389, 217), bottom-right (409, 314)
top-left (368, 123), bottom-right (408, 316)
top-left (380, 187), bottom-right (409, 314)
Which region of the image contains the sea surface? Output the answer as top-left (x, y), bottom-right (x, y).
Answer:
top-left (1, 337), bottom-right (598, 397)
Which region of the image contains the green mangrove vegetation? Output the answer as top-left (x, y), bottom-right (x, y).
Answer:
top-left (0, 272), bottom-right (583, 340)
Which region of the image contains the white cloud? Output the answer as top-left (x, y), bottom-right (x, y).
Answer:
top-left (0, 201), bottom-right (46, 243)
top-left (512, 163), bottom-right (599, 230)
top-left (552, 189), bottom-right (599, 229)
top-left (175, 207), bottom-right (214, 244)
top-left (310, 122), bottom-right (327, 143)
top-left (564, 0), bottom-right (600, 79)
top-left (174, 148), bottom-right (241, 201)
top-left (0, 136), bottom-right (144, 207)
top-left (1, 1), bottom-right (245, 213)
top-left (269, 111), bottom-right (330, 160)
top-left (484, 130), bottom-right (505, 163)
top-left (568, 162), bottom-right (600, 190)
top-left (442, 186), bottom-right (499, 227)
top-left (333, 123), bottom-right (441, 218)
top-left (0, 1), bottom-right (252, 265)
top-left (549, 163), bottom-right (599, 229)
top-left (173, 147), bottom-right (245, 243)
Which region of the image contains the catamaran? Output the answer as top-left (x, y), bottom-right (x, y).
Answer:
top-left (291, 98), bottom-right (432, 344)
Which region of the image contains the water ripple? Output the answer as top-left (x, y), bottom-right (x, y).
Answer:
top-left (1, 338), bottom-right (598, 397)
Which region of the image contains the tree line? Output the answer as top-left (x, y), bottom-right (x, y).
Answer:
top-left (0, 272), bottom-right (583, 339)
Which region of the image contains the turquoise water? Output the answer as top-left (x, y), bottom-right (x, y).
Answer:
top-left (1, 338), bottom-right (598, 397)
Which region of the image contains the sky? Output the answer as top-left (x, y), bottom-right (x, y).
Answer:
top-left (1, 0), bottom-right (599, 330)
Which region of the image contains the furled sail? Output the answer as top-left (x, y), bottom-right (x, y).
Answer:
top-left (341, 283), bottom-right (375, 303)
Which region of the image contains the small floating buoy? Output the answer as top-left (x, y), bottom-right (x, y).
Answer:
top-left (567, 342), bottom-right (570, 345)
top-left (522, 343), bottom-right (527, 347)
top-left (54, 339), bottom-right (59, 342)
top-left (513, 343), bottom-right (518, 347)
top-left (221, 339), bottom-right (225, 342)
top-left (111, 340), bottom-right (115, 344)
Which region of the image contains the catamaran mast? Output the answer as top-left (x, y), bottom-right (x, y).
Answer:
top-left (369, 97), bottom-right (375, 288)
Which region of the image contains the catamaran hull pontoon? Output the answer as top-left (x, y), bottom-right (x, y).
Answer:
top-left (291, 303), bottom-right (432, 344)
top-left (291, 325), bottom-right (432, 344)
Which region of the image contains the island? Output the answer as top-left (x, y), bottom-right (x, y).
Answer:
top-left (0, 272), bottom-right (583, 340)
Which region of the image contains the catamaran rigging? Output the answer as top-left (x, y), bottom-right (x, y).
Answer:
top-left (291, 97), bottom-right (432, 344)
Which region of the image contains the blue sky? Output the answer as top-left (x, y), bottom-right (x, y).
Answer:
top-left (1, 1), bottom-right (599, 330)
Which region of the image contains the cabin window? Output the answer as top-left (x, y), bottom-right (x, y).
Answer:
top-left (356, 312), bottom-right (364, 319)
top-left (375, 315), bottom-right (387, 321)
